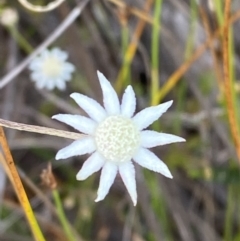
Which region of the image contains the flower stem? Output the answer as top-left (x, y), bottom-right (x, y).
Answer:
top-left (121, 23), bottom-right (131, 87)
top-left (224, 184), bottom-right (234, 241)
top-left (150, 0), bottom-right (162, 106)
top-left (8, 26), bottom-right (33, 53)
top-left (52, 189), bottom-right (76, 241)
top-left (115, 0), bottom-right (154, 92)
top-left (213, 0), bottom-right (224, 26)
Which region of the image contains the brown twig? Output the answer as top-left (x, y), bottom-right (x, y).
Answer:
top-left (107, 0), bottom-right (155, 25)
top-left (222, 0), bottom-right (240, 161)
top-left (0, 126), bottom-right (46, 241)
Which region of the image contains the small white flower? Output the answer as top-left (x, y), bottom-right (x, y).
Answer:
top-left (53, 71), bottom-right (185, 205)
top-left (28, 48), bottom-right (75, 90)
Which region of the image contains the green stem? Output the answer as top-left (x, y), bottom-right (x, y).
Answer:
top-left (121, 25), bottom-right (131, 87)
top-left (174, 0), bottom-right (197, 134)
top-left (52, 189), bottom-right (76, 241)
top-left (228, 28), bottom-right (240, 129)
top-left (147, 173), bottom-right (173, 241)
top-left (213, 0), bottom-right (224, 26)
top-left (224, 184), bottom-right (234, 241)
top-left (121, 25), bottom-right (129, 57)
top-left (150, 0), bottom-right (162, 105)
top-left (8, 26), bottom-right (33, 53)
top-left (184, 0), bottom-right (197, 60)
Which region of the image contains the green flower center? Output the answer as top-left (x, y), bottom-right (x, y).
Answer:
top-left (95, 115), bottom-right (140, 163)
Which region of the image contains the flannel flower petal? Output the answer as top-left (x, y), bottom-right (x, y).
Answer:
top-left (29, 48), bottom-right (75, 90)
top-left (53, 71), bottom-right (185, 205)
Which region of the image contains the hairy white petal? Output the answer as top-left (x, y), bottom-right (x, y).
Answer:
top-left (76, 152), bottom-right (105, 180)
top-left (52, 47), bottom-right (68, 61)
top-left (62, 73), bottom-right (71, 81)
top-left (133, 148), bottom-right (173, 178)
top-left (119, 162), bottom-right (137, 206)
top-left (29, 59), bottom-right (42, 71)
top-left (97, 71), bottom-right (120, 115)
top-left (121, 85), bottom-right (136, 118)
top-left (64, 62), bottom-right (75, 73)
top-left (95, 162), bottom-right (118, 202)
top-left (56, 137), bottom-right (96, 160)
top-left (55, 79), bottom-right (66, 90)
top-left (133, 100), bottom-right (173, 130)
top-left (140, 130), bottom-right (185, 148)
top-left (52, 114), bottom-right (97, 135)
top-left (30, 72), bottom-right (43, 82)
top-left (70, 93), bottom-right (107, 123)
top-left (46, 79), bottom-right (55, 90)
top-left (35, 78), bottom-right (47, 89)
top-left (41, 50), bottom-right (50, 60)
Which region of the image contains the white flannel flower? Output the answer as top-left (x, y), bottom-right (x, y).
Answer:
top-left (28, 48), bottom-right (75, 90)
top-left (53, 71), bottom-right (185, 205)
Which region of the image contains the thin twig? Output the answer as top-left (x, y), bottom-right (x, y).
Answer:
top-left (107, 0), bottom-right (155, 25)
top-left (0, 0), bottom-right (90, 89)
top-left (18, 0), bottom-right (65, 12)
top-left (0, 118), bottom-right (85, 140)
top-left (0, 127), bottom-right (46, 241)
top-left (222, 0), bottom-right (240, 160)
